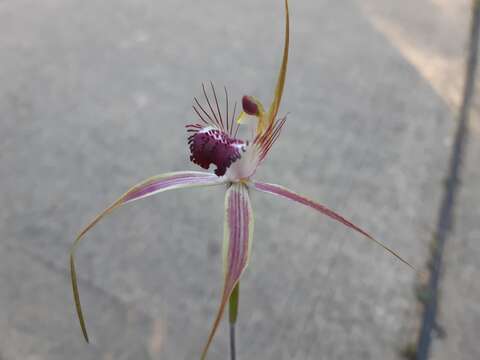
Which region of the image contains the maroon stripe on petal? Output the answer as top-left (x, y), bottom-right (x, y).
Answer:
top-left (70, 171), bottom-right (224, 345)
top-left (226, 187), bottom-right (250, 290)
top-left (253, 181), bottom-right (413, 268)
top-left (201, 183), bottom-right (253, 360)
top-left (253, 181), bottom-right (372, 238)
top-left (123, 173), bottom-right (218, 203)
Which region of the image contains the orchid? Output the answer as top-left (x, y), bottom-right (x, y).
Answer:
top-left (70, 1), bottom-right (412, 359)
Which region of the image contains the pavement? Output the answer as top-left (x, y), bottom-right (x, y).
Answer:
top-left (430, 62), bottom-right (480, 360)
top-left (0, 0), bottom-right (475, 359)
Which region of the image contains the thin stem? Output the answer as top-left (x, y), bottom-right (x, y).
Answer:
top-left (229, 283), bottom-right (240, 360)
top-left (229, 322), bottom-right (236, 360)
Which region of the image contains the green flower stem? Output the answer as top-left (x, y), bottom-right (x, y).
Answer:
top-left (229, 283), bottom-right (240, 360)
top-left (229, 283), bottom-right (239, 324)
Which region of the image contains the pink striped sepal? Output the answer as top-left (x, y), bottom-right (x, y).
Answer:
top-left (200, 182), bottom-right (254, 360)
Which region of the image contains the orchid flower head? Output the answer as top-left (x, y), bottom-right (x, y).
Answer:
top-left (69, 1), bottom-right (413, 359)
top-left (187, 83), bottom-right (287, 181)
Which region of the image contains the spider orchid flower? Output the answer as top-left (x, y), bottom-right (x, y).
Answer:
top-left (70, 1), bottom-right (413, 359)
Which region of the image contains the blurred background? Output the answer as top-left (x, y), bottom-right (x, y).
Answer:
top-left (1, 0), bottom-right (478, 359)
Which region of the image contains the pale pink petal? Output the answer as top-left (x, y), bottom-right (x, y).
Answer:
top-left (70, 171), bottom-right (225, 343)
top-left (253, 181), bottom-right (413, 268)
top-left (201, 183), bottom-right (254, 360)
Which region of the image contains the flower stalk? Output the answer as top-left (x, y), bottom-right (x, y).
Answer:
top-left (229, 283), bottom-right (239, 360)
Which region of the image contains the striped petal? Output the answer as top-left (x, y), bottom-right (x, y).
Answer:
top-left (201, 183), bottom-right (254, 360)
top-left (70, 171), bottom-right (225, 343)
top-left (253, 181), bottom-right (413, 268)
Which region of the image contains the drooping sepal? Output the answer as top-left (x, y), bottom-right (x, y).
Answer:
top-left (201, 183), bottom-right (254, 360)
top-left (70, 171), bottom-right (225, 343)
top-left (253, 181), bottom-right (413, 268)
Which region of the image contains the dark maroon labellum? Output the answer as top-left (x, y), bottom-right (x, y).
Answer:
top-left (188, 128), bottom-right (246, 176)
top-left (242, 95), bottom-right (259, 116)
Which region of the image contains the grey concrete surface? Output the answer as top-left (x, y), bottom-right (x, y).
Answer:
top-left (0, 0), bottom-right (467, 359)
top-left (430, 83), bottom-right (480, 360)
